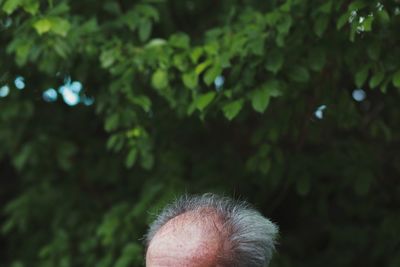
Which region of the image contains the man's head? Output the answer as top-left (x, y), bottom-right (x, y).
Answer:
top-left (145, 193), bottom-right (279, 267)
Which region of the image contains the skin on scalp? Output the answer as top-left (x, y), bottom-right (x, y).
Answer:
top-left (146, 209), bottom-right (225, 267)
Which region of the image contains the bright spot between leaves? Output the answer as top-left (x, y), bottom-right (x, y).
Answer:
top-left (82, 95), bottom-right (94, 106)
top-left (352, 89), bottom-right (366, 102)
top-left (14, 76), bottom-right (25, 90)
top-left (0, 85), bottom-right (10, 97)
top-left (349, 10), bottom-right (357, 23)
top-left (64, 76), bottom-right (72, 85)
top-left (53, 77), bottom-right (86, 106)
top-left (60, 86), bottom-right (79, 106)
top-left (376, 2), bottom-right (384, 11)
top-left (314, 105), bottom-right (327, 119)
top-left (42, 88), bottom-right (58, 102)
top-left (70, 81), bottom-right (82, 93)
top-left (214, 75), bottom-right (225, 91)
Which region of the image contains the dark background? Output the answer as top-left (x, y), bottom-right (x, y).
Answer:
top-left (1, 0), bottom-right (400, 266)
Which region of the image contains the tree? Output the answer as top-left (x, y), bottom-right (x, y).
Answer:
top-left (1, 0), bottom-right (400, 266)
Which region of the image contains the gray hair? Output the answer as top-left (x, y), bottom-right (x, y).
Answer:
top-left (144, 193), bottom-right (279, 267)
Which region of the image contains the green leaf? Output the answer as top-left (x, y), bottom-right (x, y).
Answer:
top-left (355, 66), bottom-right (369, 88)
top-left (49, 17), bottom-right (71, 36)
top-left (2, 219), bottom-right (16, 235)
top-left (195, 59), bottom-right (212, 75)
top-left (151, 69), bottom-right (168, 90)
top-left (380, 79), bottom-right (389, 94)
top-left (249, 37), bottom-right (265, 56)
top-left (280, 1), bottom-right (291, 12)
top-left (105, 113), bottom-right (120, 132)
top-left (265, 11), bottom-right (280, 25)
top-left (362, 15), bottom-right (374, 32)
top-left (138, 4), bottom-right (159, 20)
top-left (349, 22), bottom-right (357, 42)
top-left (314, 16), bottom-right (329, 37)
top-left (392, 70), bottom-right (400, 88)
top-left (53, 38), bottom-right (69, 58)
top-left (277, 14), bottom-right (292, 34)
top-left (126, 128), bottom-right (142, 138)
top-left (223, 100), bottom-right (243, 120)
top-left (140, 152), bottom-right (154, 170)
top-left (172, 54), bottom-right (188, 71)
top-left (2, 0), bottom-right (22, 14)
top-left (348, 1), bottom-right (367, 11)
top-left (169, 33), bottom-right (190, 49)
top-left (146, 38), bottom-right (167, 48)
top-left (377, 9), bottom-right (390, 24)
top-left (107, 135), bottom-right (122, 151)
top-left (203, 63), bottom-right (222, 86)
top-left (196, 92), bottom-right (216, 111)
top-left (251, 80), bottom-right (281, 113)
top-left (14, 41), bottom-right (32, 66)
top-left (125, 148), bottom-right (138, 168)
top-left (369, 71), bottom-right (384, 88)
top-left (204, 42), bottom-right (219, 55)
top-left (223, 90), bottom-right (232, 99)
top-left (139, 19), bottom-right (152, 42)
top-left (13, 144), bottom-right (32, 171)
top-left (367, 42), bottom-right (381, 61)
top-left (190, 47), bottom-right (203, 63)
top-left (100, 50), bottom-right (117, 69)
top-left (129, 95), bottom-right (152, 112)
top-left (337, 12), bottom-right (349, 30)
top-left (318, 1), bottom-right (332, 13)
top-left (114, 243), bottom-right (142, 267)
top-left (266, 50), bottom-right (284, 74)
top-left (97, 215), bottom-right (119, 245)
top-left (182, 71), bottom-right (198, 90)
top-left (251, 87), bottom-right (270, 113)
top-left (288, 66), bottom-right (310, 82)
top-left (22, 0), bottom-right (39, 15)
top-left (48, 2), bottom-right (70, 15)
top-left (33, 19), bottom-right (52, 35)
top-left (266, 80), bottom-right (282, 97)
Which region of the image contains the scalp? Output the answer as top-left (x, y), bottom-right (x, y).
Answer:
top-left (146, 209), bottom-right (224, 267)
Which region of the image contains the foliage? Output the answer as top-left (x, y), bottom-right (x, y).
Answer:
top-left (1, 0), bottom-right (400, 266)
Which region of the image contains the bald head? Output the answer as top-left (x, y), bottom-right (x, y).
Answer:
top-left (146, 210), bottom-right (223, 267)
top-left (145, 194), bottom-right (279, 267)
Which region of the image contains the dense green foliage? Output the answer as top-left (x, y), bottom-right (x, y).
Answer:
top-left (1, 0), bottom-right (400, 266)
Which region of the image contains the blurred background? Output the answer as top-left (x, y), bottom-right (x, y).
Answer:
top-left (1, 0), bottom-right (400, 266)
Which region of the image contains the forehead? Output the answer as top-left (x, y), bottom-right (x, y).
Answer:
top-left (146, 211), bottom-right (222, 267)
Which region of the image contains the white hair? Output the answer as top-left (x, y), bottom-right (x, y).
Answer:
top-left (144, 193), bottom-right (279, 267)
